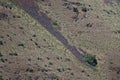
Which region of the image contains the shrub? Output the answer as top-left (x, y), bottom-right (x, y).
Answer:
top-left (9, 53), bottom-right (18, 56)
top-left (0, 58), bottom-right (7, 63)
top-left (0, 52), bottom-right (3, 57)
top-left (0, 1), bottom-right (13, 9)
top-left (84, 54), bottom-right (97, 66)
top-left (57, 68), bottom-right (64, 72)
top-left (53, 21), bottom-right (58, 26)
top-left (37, 57), bottom-right (42, 60)
top-left (0, 41), bottom-right (3, 45)
top-left (0, 75), bottom-right (3, 80)
top-left (65, 58), bottom-right (71, 62)
top-left (48, 62), bottom-right (53, 65)
top-left (18, 43), bottom-right (25, 47)
top-left (70, 72), bottom-right (74, 76)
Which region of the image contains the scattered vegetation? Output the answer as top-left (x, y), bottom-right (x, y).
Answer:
top-left (67, 68), bottom-right (71, 71)
top-left (13, 15), bottom-right (21, 18)
top-left (0, 1), bottom-right (13, 9)
top-left (0, 52), bottom-right (3, 57)
top-left (0, 41), bottom-right (3, 45)
top-left (0, 36), bottom-right (4, 38)
top-left (117, 69), bottom-right (120, 74)
top-left (53, 21), bottom-right (58, 26)
top-left (37, 57), bottom-right (42, 60)
top-left (46, 57), bottom-right (50, 60)
top-left (28, 58), bottom-right (31, 61)
top-left (86, 23), bottom-right (93, 27)
top-left (19, 26), bottom-right (24, 29)
top-left (34, 42), bottom-right (41, 48)
top-left (26, 68), bottom-right (34, 73)
top-left (70, 72), bottom-right (74, 76)
top-left (114, 30), bottom-right (120, 34)
top-left (0, 0), bottom-right (120, 80)
top-left (0, 13), bottom-right (8, 20)
top-left (56, 56), bottom-right (62, 60)
top-left (65, 58), bottom-right (71, 62)
top-left (84, 54), bottom-right (97, 66)
top-left (32, 34), bottom-right (37, 37)
top-left (81, 7), bottom-right (89, 12)
top-left (0, 75), bottom-right (3, 80)
top-left (57, 68), bottom-right (65, 72)
top-left (18, 43), bottom-right (25, 47)
top-left (9, 53), bottom-right (18, 56)
top-left (0, 58), bottom-right (7, 63)
top-left (48, 62), bottom-right (53, 65)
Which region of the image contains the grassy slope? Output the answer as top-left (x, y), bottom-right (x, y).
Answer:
top-left (0, 0), bottom-right (120, 80)
top-left (38, 0), bottom-right (120, 54)
top-left (0, 0), bottom-right (98, 80)
top-left (36, 0), bottom-right (120, 80)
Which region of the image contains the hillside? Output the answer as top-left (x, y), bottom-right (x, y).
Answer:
top-left (0, 0), bottom-right (120, 80)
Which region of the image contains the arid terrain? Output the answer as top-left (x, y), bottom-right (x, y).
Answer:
top-left (0, 0), bottom-right (120, 80)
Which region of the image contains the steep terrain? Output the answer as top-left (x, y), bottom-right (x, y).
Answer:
top-left (0, 0), bottom-right (120, 80)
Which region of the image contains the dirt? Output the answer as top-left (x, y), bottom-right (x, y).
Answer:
top-left (14, 0), bottom-right (86, 65)
top-left (0, 0), bottom-right (120, 80)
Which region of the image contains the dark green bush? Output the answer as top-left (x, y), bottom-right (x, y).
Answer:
top-left (84, 54), bottom-right (97, 66)
top-left (18, 43), bottom-right (25, 47)
top-left (0, 52), bottom-right (3, 57)
top-left (53, 21), bottom-right (58, 26)
top-left (9, 53), bottom-right (18, 56)
top-left (0, 41), bottom-right (3, 45)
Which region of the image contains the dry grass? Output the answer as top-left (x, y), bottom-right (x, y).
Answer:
top-left (36, 0), bottom-right (120, 80)
top-left (0, 0), bottom-right (120, 80)
top-left (0, 0), bottom-right (92, 80)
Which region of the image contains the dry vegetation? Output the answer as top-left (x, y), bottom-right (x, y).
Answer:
top-left (0, 0), bottom-right (120, 80)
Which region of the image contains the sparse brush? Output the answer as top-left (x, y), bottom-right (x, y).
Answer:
top-left (0, 52), bottom-right (3, 57)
